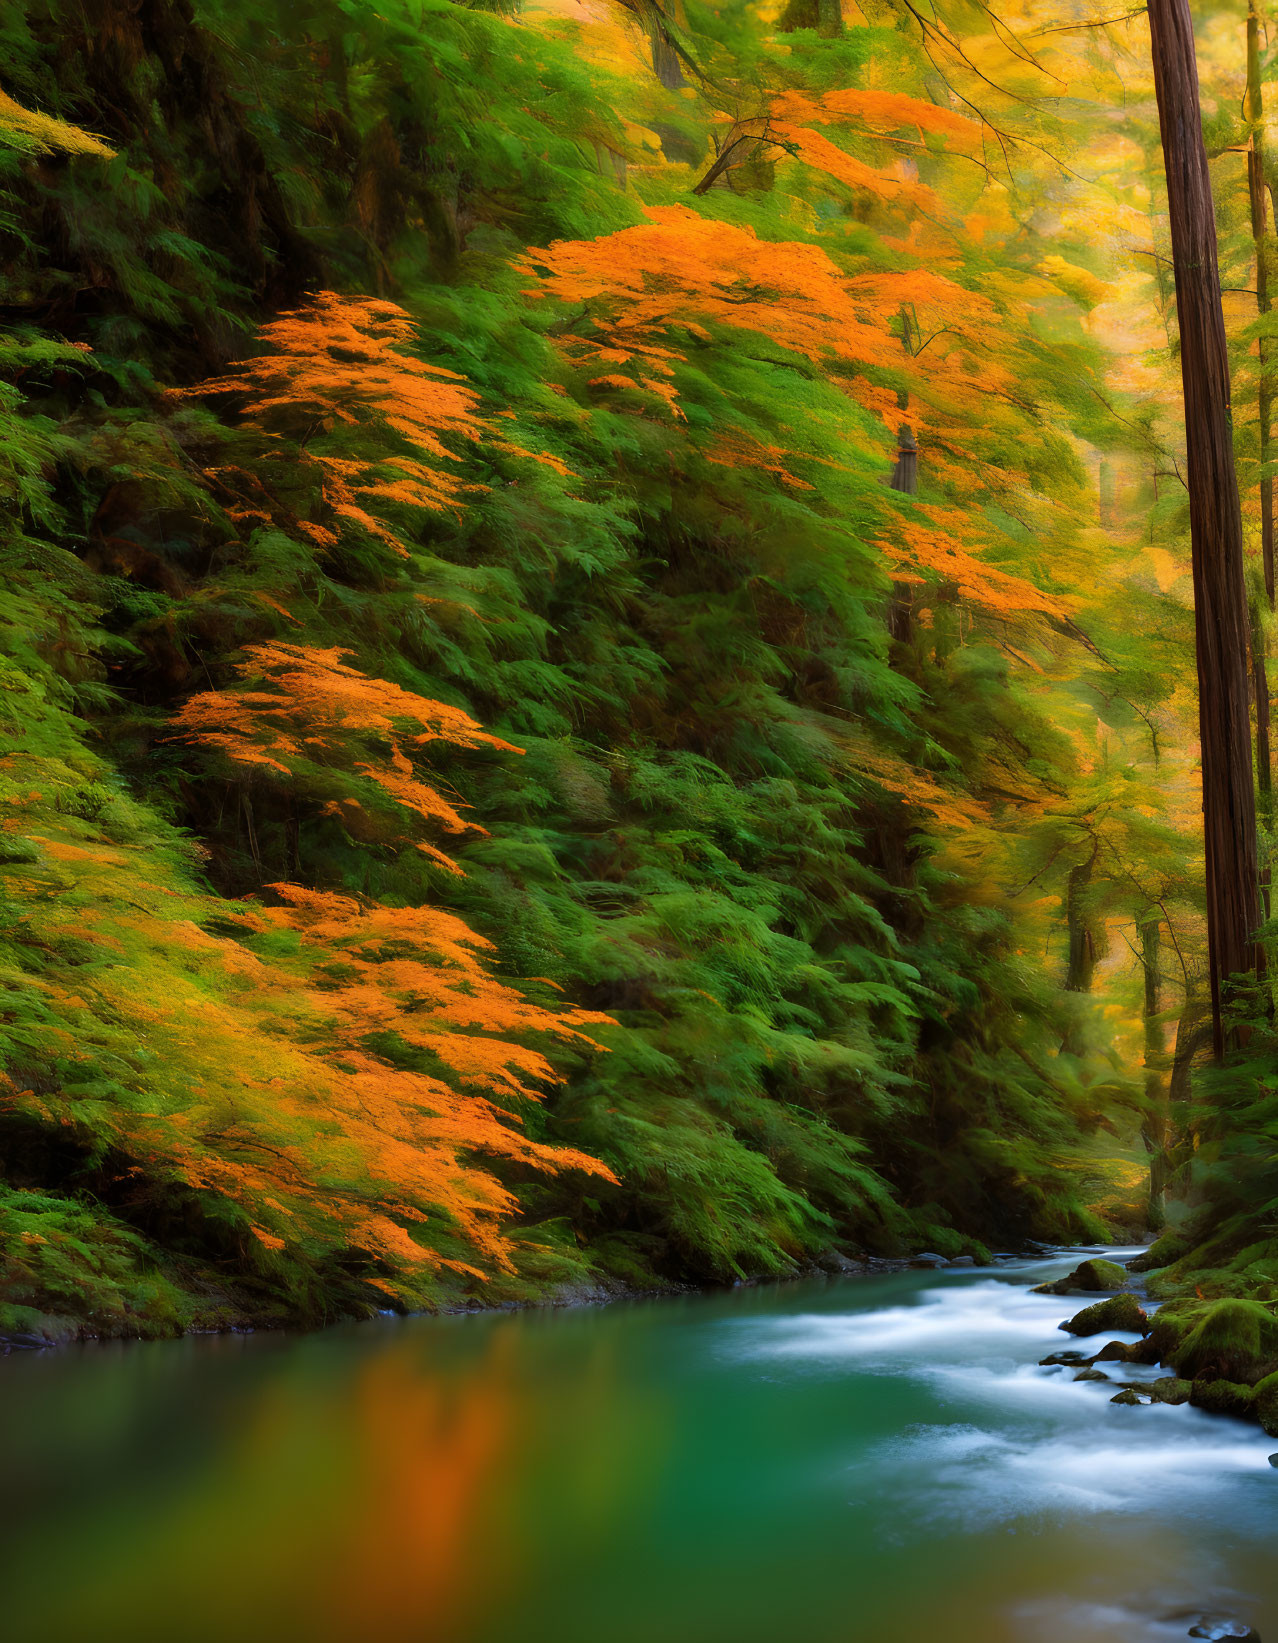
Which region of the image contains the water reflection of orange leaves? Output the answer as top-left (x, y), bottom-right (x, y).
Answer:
top-left (326, 1346), bottom-right (515, 1639)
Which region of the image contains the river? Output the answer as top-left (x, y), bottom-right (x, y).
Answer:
top-left (2, 1246), bottom-right (1274, 1641)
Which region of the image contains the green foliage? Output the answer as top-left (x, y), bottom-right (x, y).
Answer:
top-left (0, 0), bottom-right (1162, 1331)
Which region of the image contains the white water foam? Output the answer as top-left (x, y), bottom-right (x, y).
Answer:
top-left (729, 1259), bottom-right (1277, 1533)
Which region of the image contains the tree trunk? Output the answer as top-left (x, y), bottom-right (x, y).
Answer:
top-left (1148, 0), bottom-right (1262, 1054)
top-left (887, 327), bottom-right (919, 642)
top-left (1247, 0), bottom-right (1274, 929)
top-left (1065, 841), bottom-right (1100, 995)
top-left (1252, 598), bottom-right (1273, 921)
top-left (816, 0), bottom-right (842, 36)
top-left (1247, 0), bottom-right (1275, 609)
top-left (1168, 988), bottom-right (1212, 1181)
top-left (1138, 916), bottom-right (1170, 1229)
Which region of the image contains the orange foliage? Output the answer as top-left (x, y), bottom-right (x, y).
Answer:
top-left (524, 206), bottom-right (902, 413)
top-left (832, 729), bottom-right (990, 831)
top-left (173, 642), bottom-right (521, 871)
top-left (185, 874), bottom-right (614, 1275)
top-left (879, 508), bottom-right (1068, 621)
top-left (29, 877), bottom-right (613, 1280)
top-left (179, 292), bottom-right (488, 536)
top-left (10, 759), bottom-right (617, 1287)
top-left (524, 207), bottom-right (1014, 427)
top-left (525, 208), bottom-right (1060, 619)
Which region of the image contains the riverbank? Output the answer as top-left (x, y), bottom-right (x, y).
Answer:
top-left (0, 1241), bottom-right (1040, 1355)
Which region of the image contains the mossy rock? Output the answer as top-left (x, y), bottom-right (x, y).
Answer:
top-left (1144, 1302), bottom-right (1201, 1364)
top-left (1188, 1379), bottom-right (1257, 1419)
top-left (1090, 1339), bottom-right (1134, 1363)
top-left (1033, 1257), bottom-right (1130, 1296)
top-left (1074, 1367), bottom-right (1109, 1382)
top-left (1127, 1231), bottom-right (1189, 1274)
top-left (1253, 1371), bottom-right (1278, 1436)
top-left (1166, 1299), bottom-right (1278, 1384)
top-left (1110, 1388), bottom-right (1142, 1406)
top-left (1060, 1293), bottom-right (1149, 1337)
top-left (1148, 1376), bottom-right (1192, 1405)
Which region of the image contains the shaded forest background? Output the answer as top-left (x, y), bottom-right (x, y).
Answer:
top-left (0, 0), bottom-right (1271, 1337)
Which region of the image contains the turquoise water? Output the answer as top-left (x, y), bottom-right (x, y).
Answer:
top-left (2, 1248), bottom-right (1275, 1642)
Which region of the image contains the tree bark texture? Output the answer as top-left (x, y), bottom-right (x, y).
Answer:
top-left (1138, 917), bottom-right (1169, 1229)
top-left (1064, 846), bottom-right (1099, 995)
top-left (1247, 0), bottom-right (1275, 607)
top-left (1148, 0), bottom-right (1262, 1052)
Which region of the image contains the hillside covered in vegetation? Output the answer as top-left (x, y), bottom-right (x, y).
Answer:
top-left (2, 0), bottom-right (1276, 1341)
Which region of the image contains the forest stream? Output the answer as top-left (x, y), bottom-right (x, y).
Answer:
top-left (2, 1246), bottom-right (1275, 1643)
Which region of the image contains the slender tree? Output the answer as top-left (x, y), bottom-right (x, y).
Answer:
top-left (1139, 913), bottom-right (1170, 1228)
top-left (1247, 0), bottom-right (1275, 609)
top-left (1148, 0), bottom-right (1262, 1053)
top-left (1246, 0), bottom-right (1275, 921)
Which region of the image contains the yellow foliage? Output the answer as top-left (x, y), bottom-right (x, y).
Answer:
top-left (0, 87), bottom-right (114, 157)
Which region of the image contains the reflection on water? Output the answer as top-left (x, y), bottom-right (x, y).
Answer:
top-left (1, 1250), bottom-right (1274, 1643)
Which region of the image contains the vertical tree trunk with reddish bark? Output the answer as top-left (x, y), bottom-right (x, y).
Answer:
top-left (1246, 0), bottom-right (1274, 921)
top-left (1148, 0), bottom-right (1262, 1053)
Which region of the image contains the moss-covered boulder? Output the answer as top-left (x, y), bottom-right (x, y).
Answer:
top-left (1074, 1367), bottom-right (1109, 1382)
top-left (1166, 1299), bottom-right (1278, 1384)
top-left (1144, 1301), bottom-right (1200, 1365)
top-left (1127, 1231), bottom-right (1190, 1274)
top-left (1091, 1339), bottom-right (1134, 1363)
top-left (1189, 1379), bottom-right (1257, 1419)
top-left (1148, 1376), bottom-right (1192, 1405)
top-left (1032, 1257), bottom-right (1130, 1297)
top-left (1110, 1388), bottom-right (1142, 1405)
top-left (1069, 1257), bottom-right (1129, 1290)
top-left (1252, 1371), bottom-right (1278, 1436)
top-left (1060, 1293), bottom-right (1149, 1337)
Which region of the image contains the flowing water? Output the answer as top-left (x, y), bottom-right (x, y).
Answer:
top-left (3, 1247), bottom-right (1276, 1642)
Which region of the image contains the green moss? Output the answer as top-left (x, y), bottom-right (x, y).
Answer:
top-left (1127, 1231), bottom-right (1190, 1274)
top-left (1148, 1377), bottom-right (1192, 1405)
top-left (0, 1186), bottom-right (192, 1341)
top-left (1166, 1299), bottom-right (1278, 1384)
top-left (1188, 1379), bottom-right (1258, 1418)
top-left (1253, 1371), bottom-right (1278, 1436)
top-left (1060, 1293), bottom-right (1149, 1337)
top-left (1034, 1256), bottom-right (1129, 1295)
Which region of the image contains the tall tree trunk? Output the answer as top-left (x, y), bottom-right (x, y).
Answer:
top-left (887, 323), bottom-right (919, 644)
top-left (1253, 598), bottom-right (1273, 921)
top-left (1247, 0), bottom-right (1275, 927)
top-left (1060, 838), bottom-right (1100, 1056)
top-left (1248, 0), bottom-right (1275, 609)
top-left (1065, 843), bottom-right (1100, 995)
top-left (1139, 916), bottom-right (1170, 1229)
top-left (1148, 0), bottom-right (1263, 1054)
top-left (1168, 988), bottom-right (1212, 1181)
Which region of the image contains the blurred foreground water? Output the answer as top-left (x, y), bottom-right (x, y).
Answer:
top-left (2, 1248), bottom-right (1274, 1642)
